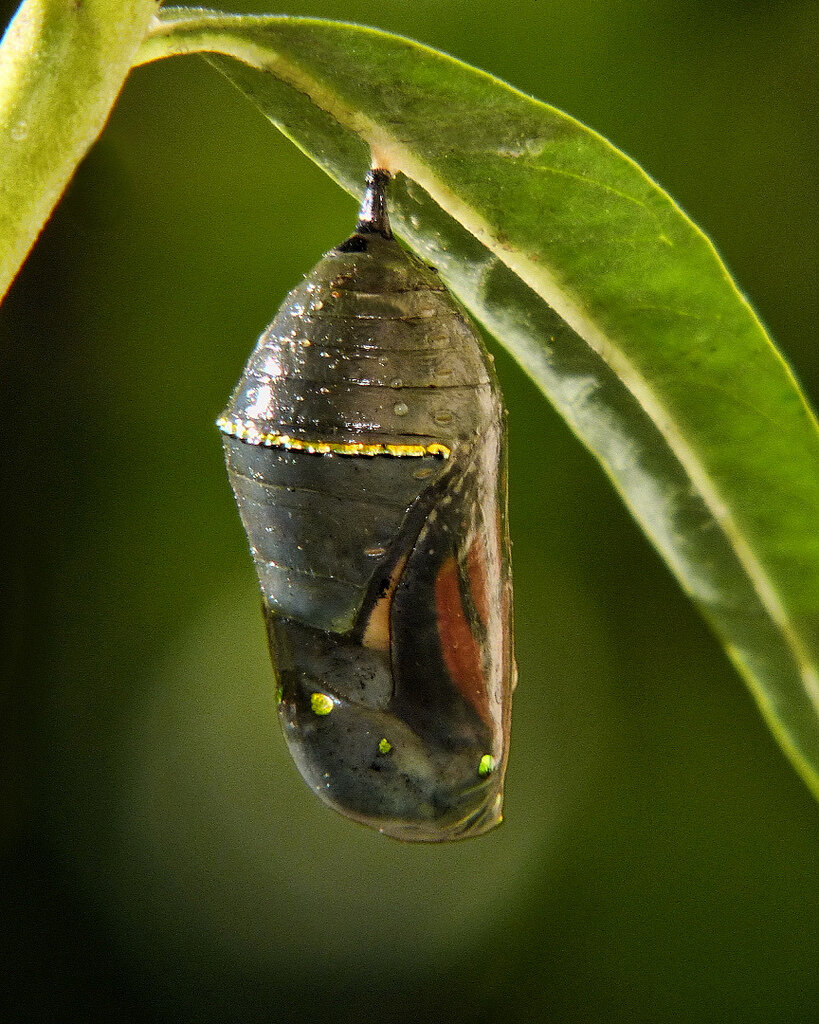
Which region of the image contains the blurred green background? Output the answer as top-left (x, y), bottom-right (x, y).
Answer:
top-left (1, 1), bottom-right (817, 1021)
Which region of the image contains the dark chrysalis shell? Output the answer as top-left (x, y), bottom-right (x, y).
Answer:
top-left (218, 170), bottom-right (515, 841)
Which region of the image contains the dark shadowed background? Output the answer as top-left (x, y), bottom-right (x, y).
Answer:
top-left (1, 1), bottom-right (817, 1021)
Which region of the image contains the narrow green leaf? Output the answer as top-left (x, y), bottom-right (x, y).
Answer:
top-left (137, 9), bottom-right (819, 797)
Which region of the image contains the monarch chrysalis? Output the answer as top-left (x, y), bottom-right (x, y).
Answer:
top-left (218, 171), bottom-right (515, 841)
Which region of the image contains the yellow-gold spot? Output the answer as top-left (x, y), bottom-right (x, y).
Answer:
top-left (478, 754), bottom-right (496, 777)
top-left (378, 738), bottom-right (392, 754)
top-left (310, 692), bottom-right (334, 716)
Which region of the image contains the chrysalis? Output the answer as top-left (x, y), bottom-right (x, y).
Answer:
top-left (218, 170), bottom-right (515, 841)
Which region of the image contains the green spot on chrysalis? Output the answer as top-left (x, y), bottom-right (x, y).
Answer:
top-left (378, 737), bottom-right (392, 754)
top-left (310, 692), bottom-right (334, 716)
top-left (478, 754), bottom-right (495, 777)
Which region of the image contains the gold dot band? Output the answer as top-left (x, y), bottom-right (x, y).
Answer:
top-left (217, 416), bottom-right (450, 459)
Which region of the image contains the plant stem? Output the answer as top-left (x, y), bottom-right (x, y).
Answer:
top-left (0, 0), bottom-right (159, 300)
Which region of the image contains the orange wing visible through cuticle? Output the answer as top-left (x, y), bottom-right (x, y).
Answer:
top-left (362, 555), bottom-right (407, 652)
top-left (434, 555), bottom-right (487, 717)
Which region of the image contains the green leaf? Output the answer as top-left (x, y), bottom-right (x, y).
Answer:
top-left (0, 0), bottom-right (160, 300)
top-left (137, 8), bottom-right (819, 798)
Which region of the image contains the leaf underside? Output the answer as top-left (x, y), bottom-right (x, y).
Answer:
top-left (137, 8), bottom-right (819, 798)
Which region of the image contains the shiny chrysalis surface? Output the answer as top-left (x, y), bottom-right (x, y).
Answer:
top-left (218, 171), bottom-right (515, 841)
